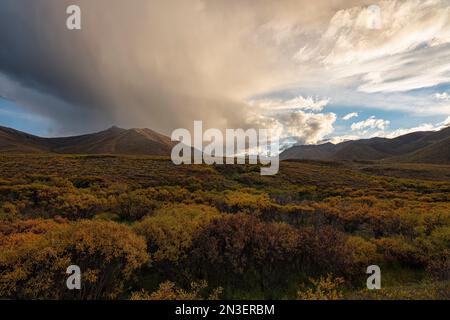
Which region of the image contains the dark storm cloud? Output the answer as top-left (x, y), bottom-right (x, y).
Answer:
top-left (0, 0), bottom-right (119, 133)
top-left (0, 0), bottom-right (371, 136)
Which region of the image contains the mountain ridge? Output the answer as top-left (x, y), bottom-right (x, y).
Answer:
top-left (2, 124), bottom-right (450, 164)
top-left (0, 125), bottom-right (175, 156)
top-left (281, 126), bottom-right (450, 164)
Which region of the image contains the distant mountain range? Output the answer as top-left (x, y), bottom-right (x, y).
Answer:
top-left (280, 126), bottom-right (450, 164)
top-left (0, 126), bottom-right (175, 156)
top-left (1, 124), bottom-right (450, 164)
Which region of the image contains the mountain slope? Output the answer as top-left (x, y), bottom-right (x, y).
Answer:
top-left (0, 126), bottom-right (49, 152)
top-left (279, 143), bottom-right (336, 161)
top-left (281, 126), bottom-right (450, 164)
top-left (395, 136), bottom-right (450, 164)
top-left (0, 126), bottom-right (175, 156)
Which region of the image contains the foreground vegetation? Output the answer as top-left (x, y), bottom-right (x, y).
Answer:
top-left (0, 154), bottom-right (449, 299)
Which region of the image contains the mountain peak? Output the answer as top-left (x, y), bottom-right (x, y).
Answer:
top-left (106, 125), bottom-right (125, 131)
top-left (0, 125), bottom-right (174, 156)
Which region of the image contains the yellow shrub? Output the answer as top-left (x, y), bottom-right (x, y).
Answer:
top-left (298, 275), bottom-right (345, 300)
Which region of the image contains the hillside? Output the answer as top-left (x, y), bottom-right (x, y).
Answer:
top-left (0, 126), bottom-right (175, 156)
top-left (397, 136), bottom-right (450, 164)
top-left (281, 126), bottom-right (450, 164)
top-left (0, 126), bottom-right (50, 153)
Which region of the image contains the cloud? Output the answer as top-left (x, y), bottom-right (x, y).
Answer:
top-left (435, 92), bottom-right (450, 101)
top-left (0, 0), bottom-right (365, 136)
top-left (384, 115), bottom-right (450, 138)
top-left (384, 123), bottom-right (437, 139)
top-left (439, 115), bottom-right (450, 127)
top-left (353, 115), bottom-right (450, 139)
top-left (0, 72), bottom-right (112, 135)
top-left (321, 114), bottom-right (450, 143)
top-left (248, 96), bottom-right (330, 112)
top-left (278, 111), bottom-right (337, 145)
top-left (351, 116), bottom-right (390, 131)
top-left (295, 0), bottom-right (450, 94)
top-left (322, 1), bottom-right (450, 66)
top-left (342, 112), bottom-right (358, 120)
top-left (245, 96), bottom-right (336, 147)
top-left (326, 135), bottom-right (360, 144)
top-left (1, 0), bottom-right (449, 138)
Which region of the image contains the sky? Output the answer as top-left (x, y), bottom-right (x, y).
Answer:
top-left (1, 0), bottom-right (450, 148)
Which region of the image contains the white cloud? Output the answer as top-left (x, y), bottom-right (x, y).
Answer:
top-left (351, 116), bottom-right (390, 131)
top-left (321, 1), bottom-right (450, 66)
top-left (342, 112), bottom-right (358, 120)
top-left (246, 97), bottom-right (337, 147)
top-left (321, 115), bottom-right (450, 143)
top-left (384, 123), bottom-right (437, 139)
top-left (248, 96), bottom-right (330, 112)
top-left (326, 135), bottom-right (360, 144)
top-left (294, 0), bottom-right (450, 94)
top-left (278, 111), bottom-right (337, 145)
top-left (366, 116), bottom-right (450, 139)
top-left (439, 115), bottom-right (450, 127)
top-left (435, 92), bottom-right (450, 101)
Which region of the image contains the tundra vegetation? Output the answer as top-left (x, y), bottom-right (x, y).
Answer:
top-left (0, 154), bottom-right (449, 299)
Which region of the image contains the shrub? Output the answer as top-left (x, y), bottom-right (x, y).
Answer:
top-left (346, 236), bottom-right (380, 273)
top-left (133, 204), bottom-right (220, 266)
top-left (112, 191), bottom-right (158, 221)
top-left (53, 192), bottom-right (106, 220)
top-left (0, 202), bottom-right (19, 221)
top-left (0, 220), bottom-right (148, 299)
top-left (189, 215), bottom-right (360, 295)
top-left (295, 226), bottom-right (357, 279)
top-left (374, 237), bottom-right (425, 268)
top-left (298, 275), bottom-right (345, 300)
top-left (223, 190), bottom-right (274, 214)
top-left (130, 280), bottom-right (222, 300)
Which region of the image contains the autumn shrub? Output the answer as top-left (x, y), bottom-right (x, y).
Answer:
top-left (146, 186), bottom-right (191, 203)
top-left (0, 183), bottom-right (109, 220)
top-left (223, 190), bottom-right (275, 215)
top-left (188, 214), bottom-right (301, 297)
top-left (427, 250), bottom-right (450, 281)
top-left (70, 176), bottom-right (107, 189)
top-left (0, 202), bottom-right (19, 221)
top-left (189, 214), bottom-right (368, 297)
top-left (132, 204), bottom-right (220, 285)
top-left (297, 275), bottom-right (345, 300)
top-left (374, 237), bottom-right (425, 268)
top-left (295, 226), bottom-right (360, 281)
top-left (53, 192), bottom-right (106, 220)
top-left (0, 218), bottom-right (58, 247)
top-left (112, 191), bottom-right (158, 221)
top-left (0, 220), bottom-right (148, 299)
top-left (345, 236), bottom-right (380, 274)
top-left (422, 226), bottom-right (450, 281)
top-left (134, 204), bottom-right (220, 263)
top-left (130, 280), bottom-right (222, 300)
top-left (310, 197), bottom-right (449, 238)
top-left (0, 184), bottom-right (61, 211)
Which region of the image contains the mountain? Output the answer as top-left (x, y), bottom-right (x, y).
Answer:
top-left (3, 124), bottom-right (450, 163)
top-left (0, 126), bottom-right (175, 156)
top-left (281, 126), bottom-right (450, 164)
top-left (280, 142), bottom-right (336, 161)
top-left (0, 126), bottom-right (50, 153)
top-left (395, 136), bottom-right (450, 164)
